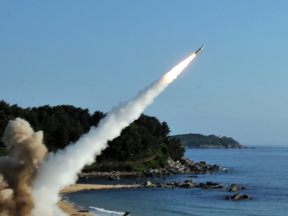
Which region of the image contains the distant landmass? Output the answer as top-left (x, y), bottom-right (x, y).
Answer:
top-left (170, 133), bottom-right (246, 149)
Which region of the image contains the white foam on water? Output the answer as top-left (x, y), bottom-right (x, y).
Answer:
top-left (89, 206), bottom-right (125, 216)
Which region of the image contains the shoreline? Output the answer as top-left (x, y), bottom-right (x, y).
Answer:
top-left (59, 184), bottom-right (136, 216)
top-left (58, 201), bottom-right (96, 216)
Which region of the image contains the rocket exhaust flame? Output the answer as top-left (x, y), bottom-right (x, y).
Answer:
top-left (164, 45), bottom-right (205, 82)
top-left (0, 48), bottom-right (203, 216)
top-left (163, 53), bottom-right (196, 83)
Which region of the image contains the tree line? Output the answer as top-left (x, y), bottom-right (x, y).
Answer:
top-left (0, 100), bottom-right (184, 170)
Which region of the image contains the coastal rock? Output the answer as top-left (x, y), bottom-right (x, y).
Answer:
top-left (186, 179), bottom-right (196, 184)
top-left (206, 181), bottom-right (220, 186)
top-left (177, 180), bottom-right (186, 187)
top-left (201, 184), bottom-right (212, 190)
top-left (229, 185), bottom-right (239, 192)
top-left (223, 193), bottom-right (251, 201)
top-left (232, 193), bottom-right (242, 201)
top-left (241, 194), bottom-right (250, 200)
top-left (78, 157), bottom-right (224, 180)
top-left (209, 164), bottom-right (221, 171)
top-left (78, 209), bottom-right (89, 212)
top-left (108, 174), bottom-right (120, 181)
top-left (144, 181), bottom-right (152, 187)
top-left (178, 182), bottom-right (195, 188)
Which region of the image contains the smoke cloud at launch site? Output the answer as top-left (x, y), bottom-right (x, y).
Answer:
top-left (0, 118), bottom-right (47, 216)
top-left (0, 53), bottom-right (195, 216)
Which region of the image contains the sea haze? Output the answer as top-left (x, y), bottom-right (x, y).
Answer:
top-left (66, 147), bottom-right (288, 216)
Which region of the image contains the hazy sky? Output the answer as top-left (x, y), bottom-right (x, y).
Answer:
top-left (1, 1), bottom-right (288, 146)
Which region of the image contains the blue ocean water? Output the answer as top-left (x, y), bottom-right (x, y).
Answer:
top-left (66, 147), bottom-right (288, 216)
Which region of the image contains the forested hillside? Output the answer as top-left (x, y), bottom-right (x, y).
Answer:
top-left (0, 100), bottom-right (184, 171)
top-left (170, 133), bottom-right (246, 149)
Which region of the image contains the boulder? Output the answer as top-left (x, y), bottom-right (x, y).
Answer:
top-left (177, 180), bottom-right (186, 187)
top-left (163, 183), bottom-right (170, 188)
top-left (199, 161), bottom-right (207, 165)
top-left (206, 181), bottom-right (220, 186)
top-left (78, 209), bottom-right (89, 212)
top-left (241, 194), bottom-right (250, 200)
top-left (232, 193), bottom-right (242, 201)
top-left (143, 181), bottom-right (152, 187)
top-left (201, 185), bottom-right (212, 189)
top-left (216, 184), bottom-right (225, 189)
top-left (184, 168), bottom-right (191, 173)
top-left (186, 179), bottom-right (196, 184)
top-left (229, 185), bottom-right (239, 192)
top-left (108, 174), bottom-right (120, 181)
top-left (209, 164), bottom-right (221, 171)
top-left (196, 183), bottom-right (205, 188)
top-left (166, 181), bottom-right (176, 187)
top-left (224, 193), bottom-right (251, 201)
top-left (179, 182), bottom-right (195, 188)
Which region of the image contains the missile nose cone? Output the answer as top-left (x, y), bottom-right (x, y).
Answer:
top-left (195, 45), bottom-right (206, 55)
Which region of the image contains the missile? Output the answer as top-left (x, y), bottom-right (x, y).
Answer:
top-left (195, 45), bottom-right (206, 55)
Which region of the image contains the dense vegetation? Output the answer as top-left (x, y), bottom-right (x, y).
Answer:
top-left (170, 133), bottom-right (245, 149)
top-left (0, 100), bottom-right (184, 171)
top-left (87, 115), bottom-right (184, 172)
top-left (0, 100), bottom-right (105, 153)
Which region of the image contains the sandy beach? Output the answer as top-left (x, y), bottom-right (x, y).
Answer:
top-left (58, 201), bottom-right (96, 216)
top-left (59, 184), bottom-right (137, 216)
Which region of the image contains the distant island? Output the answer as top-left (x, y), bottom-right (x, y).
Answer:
top-left (170, 133), bottom-right (246, 149)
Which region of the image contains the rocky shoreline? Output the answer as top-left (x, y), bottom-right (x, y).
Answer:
top-left (78, 157), bottom-right (224, 181)
top-left (78, 180), bottom-right (251, 201)
top-left (77, 157), bottom-right (251, 202)
top-left (62, 180), bottom-right (250, 215)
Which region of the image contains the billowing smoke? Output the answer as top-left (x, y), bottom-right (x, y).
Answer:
top-left (0, 53), bottom-right (195, 216)
top-left (0, 118), bottom-right (47, 216)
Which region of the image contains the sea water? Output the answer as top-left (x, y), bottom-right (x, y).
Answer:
top-left (66, 147), bottom-right (288, 216)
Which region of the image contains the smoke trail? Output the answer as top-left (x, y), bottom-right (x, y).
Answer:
top-left (0, 118), bottom-right (47, 216)
top-left (30, 53), bottom-right (196, 216)
top-left (0, 53), bottom-right (195, 216)
top-left (31, 53), bottom-right (196, 216)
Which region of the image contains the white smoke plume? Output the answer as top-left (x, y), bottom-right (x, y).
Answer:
top-left (0, 53), bottom-right (195, 216)
top-left (31, 53), bottom-right (195, 216)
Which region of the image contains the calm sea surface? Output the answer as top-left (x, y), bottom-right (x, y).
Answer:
top-left (66, 147), bottom-right (288, 216)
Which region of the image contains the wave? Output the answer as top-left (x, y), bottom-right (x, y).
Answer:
top-left (89, 206), bottom-right (125, 216)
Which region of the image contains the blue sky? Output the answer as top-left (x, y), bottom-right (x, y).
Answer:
top-left (1, 1), bottom-right (288, 146)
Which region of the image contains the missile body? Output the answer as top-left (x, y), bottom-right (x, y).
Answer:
top-left (195, 45), bottom-right (206, 55)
